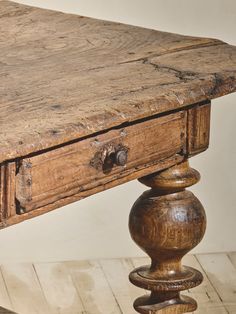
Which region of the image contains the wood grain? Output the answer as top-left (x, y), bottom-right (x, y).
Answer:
top-left (197, 253), bottom-right (236, 313)
top-left (129, 161), bottom-right (206, 313)
top-left (66, 260), bottom-right (122, 314)
top-left (0, 1), bottom-right (235, 163)
top-left (5, 101), bottom-right (212, 228)
top-left (183, 255), bottom-right (227, 313)
top-left (0, 270), bottom-right (13, 312)
top-left (100, 259), bottom-right (141, 314)
top-left (1, 263), bottom-right (51, 314)
top-left (7, 154), bottom-right (184, 229)
top-left (33, 262), bottom-right (85, 313)
top-left (15, 112), bottom-right (186, 212)
top-left (0, 163), bottom-right (16, 224)
top-left (187, 102), bottom-right (211, 156)
top-left (0, 254), bottom-right (234, 314)
top-left (0, 3), bottom-right (234, 314)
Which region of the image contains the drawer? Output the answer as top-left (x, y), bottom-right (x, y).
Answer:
top-left (16, 112), bottom-right (186, 212)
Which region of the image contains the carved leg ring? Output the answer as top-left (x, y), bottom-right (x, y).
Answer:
top-left (129, 160), bottom-right (206, 314)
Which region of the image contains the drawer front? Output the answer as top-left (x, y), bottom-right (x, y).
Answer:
top-left (16, 112), bottom-right (186, 212)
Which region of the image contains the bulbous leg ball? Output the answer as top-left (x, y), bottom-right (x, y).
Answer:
top-left (128, 161), bottom-right (206, 313)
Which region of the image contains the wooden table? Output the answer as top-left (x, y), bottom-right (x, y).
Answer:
top-left (0, 1), bottom-right (236, 313)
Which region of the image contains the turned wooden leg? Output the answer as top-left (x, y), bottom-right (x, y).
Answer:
top-left (129, 160), bottom-right (206, 314)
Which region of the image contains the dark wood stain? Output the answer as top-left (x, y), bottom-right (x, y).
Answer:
top-left (129, 161), bottom-right (206, 313)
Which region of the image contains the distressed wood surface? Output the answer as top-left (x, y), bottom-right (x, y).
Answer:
top-left (0, 254), bottom-right (234, 314)
top-left (1, 100), bottom-right (211, 228)
top-left (187, 102), bottom-right (211, 156)
top-left (15, 112), bottom-right (186, 213)
top-left (0, 1), bottom-right (236, 163)
top-left (0, 162), bottom-right (16, 225)
top-left (6, 154), bottom-right (184, 228)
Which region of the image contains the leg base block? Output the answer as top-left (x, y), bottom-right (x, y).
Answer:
top-left (134, 294), bottom-right (197, 314)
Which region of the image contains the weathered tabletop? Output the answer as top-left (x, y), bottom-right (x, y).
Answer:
top-left (0, 0), bottom-right (236, 163)
top-left (1, 3), bottom-right (236, 313)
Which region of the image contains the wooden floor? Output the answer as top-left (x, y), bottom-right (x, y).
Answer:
top-left (0, 253), bottom-right (235, 314)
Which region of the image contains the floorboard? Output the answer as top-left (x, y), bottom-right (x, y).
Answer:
top-left (0, 253), bottom-right (235, 314)
top-left (197, 253), bottom-right (236, 313)
top-left (1, 263), bottom-right (50, 314)
top-left (33, 262), bottom-right (85, 314)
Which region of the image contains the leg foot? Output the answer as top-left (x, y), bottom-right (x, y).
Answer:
top-left (129, 160), bottom-right (206, 313)
top-left (134, 294), bottom-right (197, 314)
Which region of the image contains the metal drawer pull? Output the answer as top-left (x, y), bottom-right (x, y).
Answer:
top-left (115, 149), bottom-right (128, 166)
top-left (90, 144), bottom-right (128, 172)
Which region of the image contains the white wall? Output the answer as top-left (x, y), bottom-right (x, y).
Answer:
top-left (0, 0), bottom-right (235, 262)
